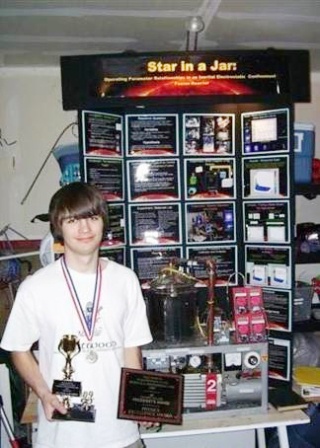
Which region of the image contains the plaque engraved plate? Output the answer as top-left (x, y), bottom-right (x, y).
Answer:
top-left (52, 379), bottom-right (82, 397)
top-left (118, 368), bottom-right (183, 425)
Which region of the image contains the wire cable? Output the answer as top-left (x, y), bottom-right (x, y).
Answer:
top-left (20, 121), bottom-right (77, 205)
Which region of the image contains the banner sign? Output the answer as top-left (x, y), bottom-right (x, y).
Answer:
top-left (60, 50), bottom-right (310, 109)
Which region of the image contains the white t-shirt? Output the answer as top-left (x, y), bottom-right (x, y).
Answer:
top-left (1, 258), bottom-right (153, 448)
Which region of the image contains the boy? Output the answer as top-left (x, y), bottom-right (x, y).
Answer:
top-left (1, 182), bottom-right (152, 448)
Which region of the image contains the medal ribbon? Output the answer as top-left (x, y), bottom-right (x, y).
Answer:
top-left (61, 256), bottom-right (102, 341)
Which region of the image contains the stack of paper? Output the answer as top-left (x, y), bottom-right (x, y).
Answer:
top-left (293, 366), bottom-right (320, 398)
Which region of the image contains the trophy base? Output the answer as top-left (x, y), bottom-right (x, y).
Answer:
top-left (52, 405), bottom-right (96, 423)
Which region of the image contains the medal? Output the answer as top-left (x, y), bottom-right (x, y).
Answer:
top-left (86, 350), bottom-right (98, 363)
top-left (61, 257), bottom-right (102, 341)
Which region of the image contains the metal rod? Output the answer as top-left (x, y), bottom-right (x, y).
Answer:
top-left (186, 30), bottom-right (190, 51)
top-left (194, 33), bottom-right (198, 51)
top-left (0, 225), bottom-right (29, 240)
top-left (206, 259), bottom-right (216, 346)
top-left (0, 395), bottom-right (20, 448)
top-left (0, 251), bottom-right (40, 262)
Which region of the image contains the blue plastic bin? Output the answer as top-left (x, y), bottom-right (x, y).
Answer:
top-left (294, 122), bottom-right (315, 184)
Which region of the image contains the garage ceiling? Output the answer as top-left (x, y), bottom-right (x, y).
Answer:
top-left (0, 0), bottom-right (319, 71)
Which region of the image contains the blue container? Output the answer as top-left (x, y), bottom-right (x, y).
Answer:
top-left (53, 143), bottom-right (80, 186)
top-left (294, 122), bottom-right (315, 184)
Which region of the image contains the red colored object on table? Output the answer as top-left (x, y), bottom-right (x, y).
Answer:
top-left (312, 158), bottom-right (320, 183)
top-left (232, 286), bottom-right (268, 343)
top-left (311, 276), bottom-right (320, 296)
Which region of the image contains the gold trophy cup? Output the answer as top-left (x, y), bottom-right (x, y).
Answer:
top-left (59, 334), bottom-right (81, 380)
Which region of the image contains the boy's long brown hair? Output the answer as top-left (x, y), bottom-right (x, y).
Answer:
top-left (49, 182), bottom-right (108, 243)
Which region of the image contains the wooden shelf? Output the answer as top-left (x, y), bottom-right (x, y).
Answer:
top-left (293, 318), bottom-right (320, 332)
top-left (296, 252), bottom-right (320, 264)
top-left (295, 185), bottom-right (320, 334)
top-left (295, 183), bottom-right (320, 199)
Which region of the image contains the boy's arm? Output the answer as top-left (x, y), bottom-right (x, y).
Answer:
top-left (11, 351), bottom-right (67, 420)
top-left (123, 346), bottom-right (143, 369)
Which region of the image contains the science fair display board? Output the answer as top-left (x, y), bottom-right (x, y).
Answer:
top-left (60, 50), bottom-right (311, 387)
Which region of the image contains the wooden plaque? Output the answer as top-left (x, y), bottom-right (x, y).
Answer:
top-left (118, 368), bottom-right (184, 425)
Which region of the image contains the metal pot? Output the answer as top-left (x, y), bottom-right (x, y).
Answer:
top-left (145, 265), bottom-right (200, 345)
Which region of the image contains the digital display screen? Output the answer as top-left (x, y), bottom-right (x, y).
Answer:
top-left (242, 108), bottom-right (289, 154)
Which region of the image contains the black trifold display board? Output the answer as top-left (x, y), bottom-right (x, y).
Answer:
top-left (60, 49), bottom-right (311, 389)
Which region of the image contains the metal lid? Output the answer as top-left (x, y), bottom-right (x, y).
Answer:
top-left (149, 265), bottom-right (198, 297)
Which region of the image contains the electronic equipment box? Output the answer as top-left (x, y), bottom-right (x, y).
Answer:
top-left (142, 341), bottom-right (268, 418)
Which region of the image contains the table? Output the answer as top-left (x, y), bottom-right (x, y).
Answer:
top-left (21, 392), bottom-right (311, 448)
top-left (141, 406), bottom-right (310, 448)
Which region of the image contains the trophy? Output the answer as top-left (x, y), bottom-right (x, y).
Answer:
top-left (52, 335), bottom-right (96, 422)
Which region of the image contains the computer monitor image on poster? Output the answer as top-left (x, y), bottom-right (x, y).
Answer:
top-left (242, 108), bottom-right (289, 154)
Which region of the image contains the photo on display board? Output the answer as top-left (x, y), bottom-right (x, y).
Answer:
top-left (183, 113), bottom-right (235, 156)
top-left (130, 246), bottom-right (183, 287)
top-left (100, 203), bottom-right (126, 248)
top-left (243, 201), bottom-right (290, 243)
top-left (245, 245), bottom-right (292, 289)
top-left (241, 108), bottom-right (290, 155)
top-left (82, 110), bottom-right (123, 157)
top-left (99, 247), bottom-right (126, 266)
top-left (242, 155), bottom-right (290, 199)
top-left (127, 159), bottom-right (180, 202)
top-left (185, 158), bottom-right (235, 200)
top-left (186, 245), bottom-right (238, 286)
top-left (263, 288), bottom-right (292, 333)
top-left (84, 157), bottom-right (124, 201)
top-left (128, 203), bottom-right (182, 246)
top-left (126, 114), bottom-right (178, 156)
top-left (185, 202), bottom-right (235, 244)
top-left (268, 337), bottom-right (291, 382)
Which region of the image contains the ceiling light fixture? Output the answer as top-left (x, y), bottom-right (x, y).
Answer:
top-left (185, 16), bottom-right (205, 51)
